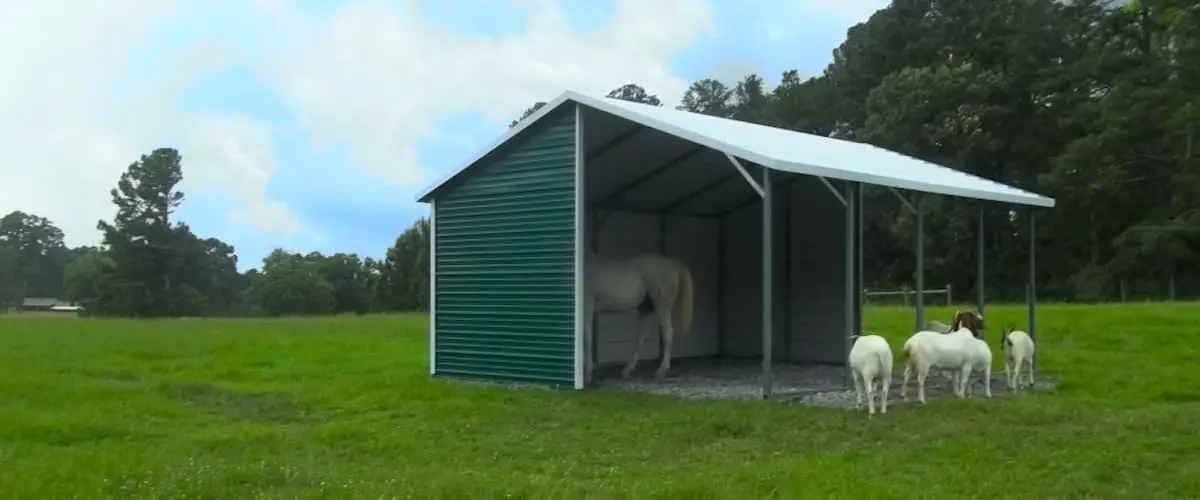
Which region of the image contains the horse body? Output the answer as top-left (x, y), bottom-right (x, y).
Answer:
top-left (584, 253), bottom-right (694, 381)
top-left (588, 256), bottom-right (650, 313)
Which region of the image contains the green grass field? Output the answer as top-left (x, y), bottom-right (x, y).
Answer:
top-left (1, 304), bottom-right (1198, 499)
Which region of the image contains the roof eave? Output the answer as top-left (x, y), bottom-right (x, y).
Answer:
top-left (772, 160), bottom-right (1056, 208)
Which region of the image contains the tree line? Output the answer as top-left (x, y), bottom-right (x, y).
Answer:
top-left (514, 0), bottom-right (1195, 302)
top-left (0, 149), bottom-right (433, 317)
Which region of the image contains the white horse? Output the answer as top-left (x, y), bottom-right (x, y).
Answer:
top-left (585, 252), bottom-right (694, 381)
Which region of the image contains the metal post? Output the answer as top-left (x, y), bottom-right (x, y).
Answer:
top-left (855, 184), bottom-right (864, 338)
top-left (977, 205), bottom-right (985, 316)
top-left (427, 199), bottom-right (436, 374)
top-left (914, 197), bottom-right (925, 332)
top-left (844, 182), bottom-right (856, 386)
top-left (573, 103), bottom-right (586, 390)
top-left (1028, 208), bottom-right (1037, 372)
top-left (761, 167), bottom-right (774, 399)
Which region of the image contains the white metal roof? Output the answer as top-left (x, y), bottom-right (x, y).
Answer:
top-left (417, 90), bottom-right (1055, 208)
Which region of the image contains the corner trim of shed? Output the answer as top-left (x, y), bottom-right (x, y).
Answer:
top-left (573, 102), bottom-right (585, 390)
top-left (428, 198), bottom-right (437, 376)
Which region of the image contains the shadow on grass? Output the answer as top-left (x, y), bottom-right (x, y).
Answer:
top-left (82, 369), bottom-right (141, 383)
top-left (160, 382), bottom-right (311, 424)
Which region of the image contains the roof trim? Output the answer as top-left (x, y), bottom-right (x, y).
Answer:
top-left (416, 90), bottom-right (1055, 208)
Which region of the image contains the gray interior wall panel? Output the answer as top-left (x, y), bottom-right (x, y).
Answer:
top-left (718, 192), bottom-right (787, 358)
top-left (662, 214), bottom-right (720, 358)
top-left (592, 210), bottom-right (719, 365)
top-left (719, 202), bottom-right (759, 357)
top-left (786, 177), bottom-right (849, 364)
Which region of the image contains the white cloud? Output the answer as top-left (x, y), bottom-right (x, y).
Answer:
top-left (804, 0), bottom-right (887, 22)
top-left (178, 113), bottom-right (301, 233)
top-left (0, 0), bottom-right (715, 250)
top-left (0, 0), bottom-right (300, 249)
top-left (249, 0), bottom-right (715, 190)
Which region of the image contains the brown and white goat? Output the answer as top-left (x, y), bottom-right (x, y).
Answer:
top-left (949, 309), bottom-right (986, 339)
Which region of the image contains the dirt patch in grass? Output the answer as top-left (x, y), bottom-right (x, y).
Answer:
top-left (161, 382), bottom-right (309, 424)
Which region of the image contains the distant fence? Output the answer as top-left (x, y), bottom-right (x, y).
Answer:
top-left (863, 284), bottom-right (952, 306)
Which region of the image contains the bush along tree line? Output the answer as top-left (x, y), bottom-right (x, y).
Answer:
top-left (3, 0), bottom-right (1198, 316)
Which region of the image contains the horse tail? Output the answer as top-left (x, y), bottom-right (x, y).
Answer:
top-left (677, 264), bottom-right (694, 335)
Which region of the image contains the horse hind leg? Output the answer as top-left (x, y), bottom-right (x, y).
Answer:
top-left (654, 310), bottom-right (675, 380)
top-left (646, 287), bottom-right (678, 381)
top-left (621, 311), bottom-right (653, 379)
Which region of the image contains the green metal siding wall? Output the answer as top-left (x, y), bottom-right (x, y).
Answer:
top-left (433, 108), bottom-right (576, 386)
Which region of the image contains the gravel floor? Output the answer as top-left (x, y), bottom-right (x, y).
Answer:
top-left (794, 371), bottom-right (1057, 410)
top-left (593, 358), bottom-right (1056, 409)
top-left (591, 358), bottom-right (848, 401)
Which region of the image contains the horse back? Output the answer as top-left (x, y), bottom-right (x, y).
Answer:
top-left (628, 254), bottom-right (684, 283)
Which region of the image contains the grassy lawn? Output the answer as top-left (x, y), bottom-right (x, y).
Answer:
top-left (1, 304), bottom-right (1198, 499)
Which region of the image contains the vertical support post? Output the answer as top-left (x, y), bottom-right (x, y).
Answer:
top-left (914, 196), bottom-right (925, 332)
top-left (844, 182), bottom-right (857, 386)
top-left (761, 167), bottom-right (774, 399)
top-left (976, 205), bottom-right (986, 316)
top-left (573, 103), bottom-right (586, 390)
top-left (1028, 208), bottom-right (1038, 372)
top-left (855, 184), bottom-right (864, 340)
top-left (429, 199), bottom-right (437, 376)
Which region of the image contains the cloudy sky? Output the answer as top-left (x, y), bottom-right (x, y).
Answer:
top-left (0, 0), bottom-right (887, 270)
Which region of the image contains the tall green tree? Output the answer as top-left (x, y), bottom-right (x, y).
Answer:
top-left (247, 249), bottom-right (336, 316)
top-left (0, 211), bottom-right (70, 298)
top-left (381, 217), bottom-right (430, 311)
top-left (677, 78), bottom-right (734, 116)
top-left (0, 246), bottom-right (20, 308)
top-left (92, 148), bottom-right (190, 316)
top-left (509, 101), bottom-right (547, 128)
top-left (606, 83), bottom-right (663, 106)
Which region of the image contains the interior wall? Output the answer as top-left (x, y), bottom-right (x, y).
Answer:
top-left (592, 209), bottom-right (720, 365)
top-left (718, 177), bottom-right (850, 364)
top-left (718, 192), bottom-right (787, 358)
top-left (786, 176), bottom-right (850, 364)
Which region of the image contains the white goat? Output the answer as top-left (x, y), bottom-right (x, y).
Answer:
top-left (900, 327), bottom-right (993, 404)
top-left (847, 334), bottom-right (894, 416)
top-left (960, 334), bottom-right (993, 399)
top-left (1000, 326), bottom-right (1036, 392)
top-left (927, 320), bottom-right (951, 333)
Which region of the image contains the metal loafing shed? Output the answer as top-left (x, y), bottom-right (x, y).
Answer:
top-left (416, 90), bottom-right (1055, 396)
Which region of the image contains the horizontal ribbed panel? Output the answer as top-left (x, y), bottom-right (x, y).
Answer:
top-left (433, 107), bottom-right (576, 387)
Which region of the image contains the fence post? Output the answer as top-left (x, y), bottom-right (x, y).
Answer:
top-left (946, 284), bottom-right (953, 306)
